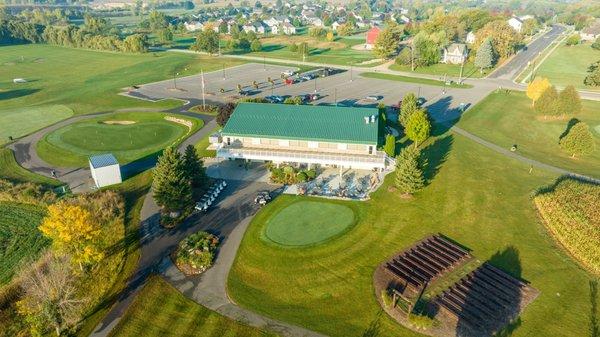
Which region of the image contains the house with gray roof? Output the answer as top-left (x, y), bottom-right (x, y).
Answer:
top-left (442, 43), bottom-right (468, 64)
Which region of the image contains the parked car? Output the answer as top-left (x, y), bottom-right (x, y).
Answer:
top-left (265, 95), bottom-right (284, 103)
top-left (417, 97), bottom-right (427, 106)
top-left (282, 69), bottom-right (296, 76)
top-left (365, 95), bottom-right (380, 101)
top-left (254, 191), bottom-right (271, 206)
top-left (300, 73), bottom-right (314, 81)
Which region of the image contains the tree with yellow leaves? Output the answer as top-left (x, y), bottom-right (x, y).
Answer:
top-left (39, 202), bottom-right (104, 269)
top-left (326, 30), bottom-right (334, 42)
top-left (526, 77), bottom-right (551, 107)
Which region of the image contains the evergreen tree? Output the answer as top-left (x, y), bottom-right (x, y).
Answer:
top-left (183, 145), bottom-right (208, 190)
top-left (395, 146), bottom-right (425, 195)
top-left (559, 121), bottom-right (596, 157)
top-left (399, 92), bottom-right (417, 128)
top-left (535, 86), bottom-right (559, 117)
top-left (474, 38), bottom-right (494, 73)
top-left (384, 134), bottom-right (396, 157)
top-left (152, 147), bottom-right (192, 212)
top-left (557, 85), bottom-right (582, 115)
top-left (405, 109), bottom-right (431, 147)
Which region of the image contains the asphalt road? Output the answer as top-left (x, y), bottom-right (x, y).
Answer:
top-left (488, 25), bottom-right (566, 80)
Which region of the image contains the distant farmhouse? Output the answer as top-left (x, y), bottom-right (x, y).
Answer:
top-left (507, 17), bottom-right (523, 33)
top-left (215, 103), bottom-right (387, 171)
top-left (581, 19), bottom-right (600, 42)
top-left (442, 43), bottom-right (468, 64)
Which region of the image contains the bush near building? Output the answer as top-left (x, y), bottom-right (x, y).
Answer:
top-left (268, 165), bottom-right (316, 184)
top-left (174, 231), bottom-right (219, 275)
top-left (534, 178), bottom-right (600, 275)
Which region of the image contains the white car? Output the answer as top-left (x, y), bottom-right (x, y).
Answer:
top-left (282, 69), bottom-right (296, 76)
top-left (365, 95), bottom-right (380, 101)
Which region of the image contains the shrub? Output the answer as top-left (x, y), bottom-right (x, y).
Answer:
top-left (592, 37), bottom-right (600, 50)
top-left (189, 104), bottom-right (218, 114)
top-left (565, 34), bottom-right (580, 46)
top-left (297, 171), bottom-right (308, 182)
top-left (268, 165), bottom-right (316, 184)
top-left (559, 121), bottom-right (596, 157)
top-left (0, 179), bottom-right (57, 206)
top-left (175, 231), bottom-right (219, 274)
top-left (289, 43), bottom-right (298, 52)
top-left (408, 313), bottom-right (436, 330)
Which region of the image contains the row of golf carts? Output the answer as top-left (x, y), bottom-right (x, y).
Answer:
top-left (195, 180), bottom-right (227, 212)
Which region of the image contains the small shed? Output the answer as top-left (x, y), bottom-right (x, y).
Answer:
top-left (89, 154), bottom-right (122, 188)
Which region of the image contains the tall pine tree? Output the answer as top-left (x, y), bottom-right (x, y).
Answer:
top-left (395, 146), bottom-right (425, 195)
top-left (534, 86), bottom-right (559, 117)
top-left (405, 108), bottom-right (431, 147)
top-left (557, 85), bottom-right (582, 115)
top-left (399, 92), bottom-right (418, 128)
top-left (152, 147), bottom-right (192, 212)
top-left (183, 144), bottom-right (208, 191)
top-left (474, 38), bottom-right (494, 73)
top-left (559, 121), bottom-right (596, 157)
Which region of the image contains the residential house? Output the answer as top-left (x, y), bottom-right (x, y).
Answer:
top-left (332, 21), bottom-right (341, 31)
top-left (466, 31), bottom-right (476, 44)
top-left (399, 14), bottom-right (410, 24)
top-left (184, 21), bottom-right (204, 32)
top-left (507, 17), bottom-right (523, 33)
top-left (282, 22), bottom-right (297, 35)
top-left (581, 20), bottom-right (600, 41)
top-left (216, 103), bottom-right (387, 171)
top-left (365, 26), bottom-right (381, 50)
top-left (442, 43), bottom-right (468, 64)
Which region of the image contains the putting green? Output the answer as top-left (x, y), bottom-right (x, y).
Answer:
top-left (37, 112), bottom-right (200, 167)
top-left (264, 201), bottom-right (355, 246)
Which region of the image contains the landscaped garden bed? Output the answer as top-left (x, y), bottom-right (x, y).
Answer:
top-left (173, 231), bottom-right (219, 276)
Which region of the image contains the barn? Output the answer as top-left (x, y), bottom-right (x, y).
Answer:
top-left (365, 26), bottom-right (381, 50)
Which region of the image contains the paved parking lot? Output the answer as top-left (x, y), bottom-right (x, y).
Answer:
top-left (127, 62), bottom-right (495, 123)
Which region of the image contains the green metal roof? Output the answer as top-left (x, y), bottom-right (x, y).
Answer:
top-left (222, 103), bottom-right (379, 144)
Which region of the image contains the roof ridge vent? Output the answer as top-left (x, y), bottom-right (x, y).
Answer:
top-left (364, 116), bottom-right (370, 124)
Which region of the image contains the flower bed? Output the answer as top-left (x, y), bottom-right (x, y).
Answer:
top-left (174, 231), bottom-right (219, 275)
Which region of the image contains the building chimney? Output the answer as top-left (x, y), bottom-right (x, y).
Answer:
top-left (370, 115), bottom-right (376, 123)
top-left (364, 116), bottom-right (370, 124)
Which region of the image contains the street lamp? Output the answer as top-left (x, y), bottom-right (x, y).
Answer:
top-left (173, 72), bottom-right (179, 89)
top-left (314, 76), bottom-right (317, 93)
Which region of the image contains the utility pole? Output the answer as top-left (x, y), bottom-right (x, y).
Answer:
top-left (314, 76), bottom-right (317, 93)
top-left (173, 71), bottom-right (179, 89)
top-left (459, 59), bottom-right (464, 84)
top-left (334, 88), bottom-right (337, 106)
top-left (350, 63), bottom-right (353, 82)
top-left (411, 44), bottom-right (415, 71)
top-left (222, 64), bottom-right (225, 80)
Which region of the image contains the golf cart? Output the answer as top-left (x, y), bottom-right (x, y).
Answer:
top-left (254, 191), bottom-right (271, 206)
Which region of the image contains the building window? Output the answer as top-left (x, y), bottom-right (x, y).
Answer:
top-left (226, 137), bottom-right (231, 146)
top-left (368, 145), bottom-right (373, 154)
top-left (308, 141), bottom-right (318, 149)
top-left (338, 143), bottom-right (348, 150)
top-left (279, 140), bottom-right (289, 147)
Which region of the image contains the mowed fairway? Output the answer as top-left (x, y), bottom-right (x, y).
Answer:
top-left (264, 201), bottom-right (355, 246)
top-left (0, 202), bottom-right (48, 285)
top-left (37, 112), bottom-right (202, 167)
top-left (229, 132), bottom-right (596, 337)
top-left (458, 90), bottom-right (600, 178)
top-left (536, 43), bottom-right (600, 90)
top-left (0, 44), bottom-right (245, 141)
top-left (109, 276), bottom-right (277, 337)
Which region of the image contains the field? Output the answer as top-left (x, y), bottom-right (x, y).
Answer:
top-left (458, 90), bottom-right (600, 178)
top-left (0, 148), bottom-right (62, 186)
top-left (228, 130), bottom-right (596, 336)
top-left (0, 105), bottom-right (73, 144)
top-left (0, 44), bottom-right (245, 140)
top-left (389, 61), bottom-right (489, 79)
top-left (263, 201), bottom-right (355, 246)
top-left (534, 178), bottom-right (600, 275)
top-left (360, 72), bottom-right (473, 88)
top-left (36, 112), bottom-right (203, 167)
top-left (0, 202), bottom-right (48, 285)
top-left (109, 276), bottom-right (277, 337)
top-left (535, 43), bottom-right (600, 90)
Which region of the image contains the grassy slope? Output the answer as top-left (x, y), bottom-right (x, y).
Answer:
top-left (458, 90), bottom-right (600, 178)
top-left (75, 171), bottom-right (152, 337)
top-left (109, 276), bottom-right (277, 337)
top-left (389, 61), bottom-right (489, 79)
top-left (228, 131), bottom-right (595, 337)
top-left (0, 202), bottom-right (48, 285)
top-left (0, 105), bottom-right (73, 144)
top-left (0, 148), bottom-right (62, 186)
top-left (0, 44), bottom-right (245, 136)
top-left (360, 72), bottom-right (473, 88)
top-left (536, 43), bottom-right (600, 90)
top-left (36, 112), bottom-right (203, 167)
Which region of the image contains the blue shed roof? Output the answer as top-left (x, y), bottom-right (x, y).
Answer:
top-left (89, 153), bottom-right (119, 169)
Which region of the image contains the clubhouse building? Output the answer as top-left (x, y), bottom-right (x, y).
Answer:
top-left (214, 103), bottom-right (387, 171)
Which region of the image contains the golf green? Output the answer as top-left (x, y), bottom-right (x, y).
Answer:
top-left (37, 112), bottom-right (201, 167)
top-left (264, 201), bottom-right (355, 246)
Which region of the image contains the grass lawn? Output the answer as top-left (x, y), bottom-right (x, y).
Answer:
top-left (0, 105), bottom-right (73, 144)
top-left (194, 124), bottom-right (220, 158)
top-left (360, 72), bottom-right (473, 89)
top-left (458, 90), bottom-right (600, 179)
top-left (109, 276), bottom-right (277, 337)
top-left (0, 148), bottom-right (62, 186)
top-left (228, 129), bottom-right (596, 336)
top-left (264, 201), bottom-right (355, 246)
top-left (389, 61), bottom-right (490, 79)
top-left (0, 44), bottom-right (245, 139)
top-left (535, 43), bottom-right (600, 90)
top-left (36, 112), bottom-right (203, 167)
top-left (0, 202), bottom-right (48, 285)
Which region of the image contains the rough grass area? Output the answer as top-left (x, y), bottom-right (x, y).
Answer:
top-left (534, 178), bottom-right (600, 275)
top-left (0, 104), bottom-right (73, 144)
top-left (0, 202), bottom-right (48, 285)
top-left (0, 148), bottom-right (62, 186)
top-left (535, 43), bottom-right (600, 90)
top-left (264, 200), bottom-right (355, 246)
top-left (360, 72), bottom-right (473, 88)
top-left (229, 132), bottom-right (595, 337)
top-left (109, 276), bottom-right (277, 337)
top-left (458, 90), bottom-right (600, 178)
top-left (37, 112), bottom-right (203, 167)
top-left (389, 61), bottom-right (490, 79)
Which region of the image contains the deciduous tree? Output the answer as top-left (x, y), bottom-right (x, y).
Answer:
top-left (559, 121), bottom-right (596, 157)
top-left (557, 85), bottom-right (582, 115)
top-left (374, 23), bottom-right (403, 59)
top-left (250, 38), bottom-right (262, 51)
top-left (526, 77), bottom-right (551, 107)
top-left (584, 61), bottom-right (600, 87)
top-left (395, 146), bottom-right (425, 195)
top-left (192, 29), bottom-right (219, 54)
top-left (534, 85), bottom-right (559, 117)
top-left (39, 202), bottom-right (103, 269)
top-left (217, 102), bottom-right (235, 126)
top-left (152, 147), bottom-right (193, 212)
top-left (337, 23), bottom-right (354, 36)
top-left (475, 20), bottom-right (522, 59)
top-left (405, 109), bottom-right (431, 147)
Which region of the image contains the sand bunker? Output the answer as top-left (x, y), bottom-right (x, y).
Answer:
top-left (102, 120), bottom-right (137, 125)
